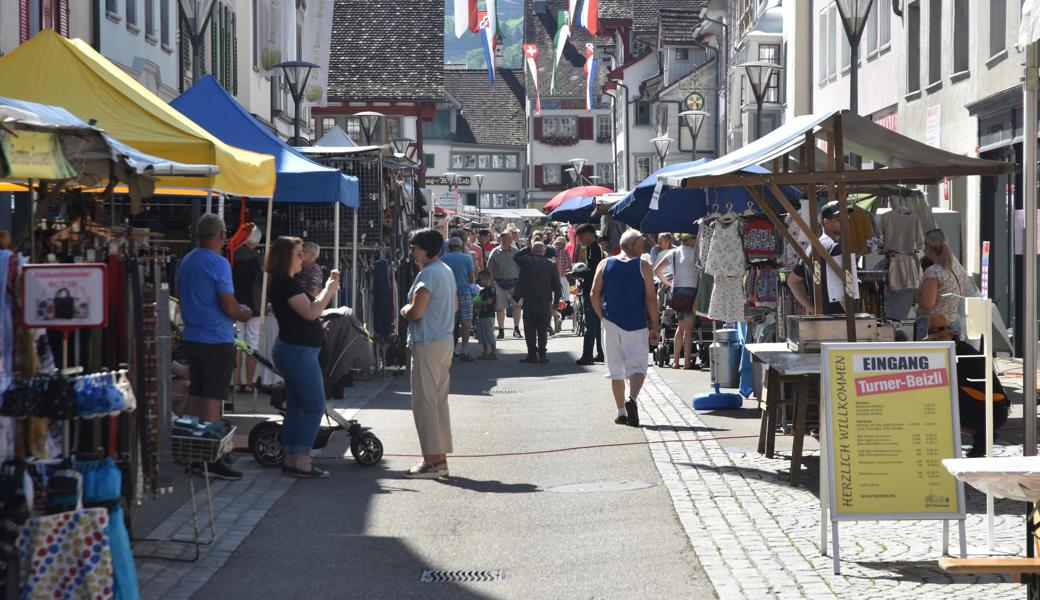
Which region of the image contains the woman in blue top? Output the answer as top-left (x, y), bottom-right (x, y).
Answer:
top-left (400, 228), bottom-right (458, 478)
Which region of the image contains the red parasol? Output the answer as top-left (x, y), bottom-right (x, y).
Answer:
top-left (542, 185), bottom-right (614, 212)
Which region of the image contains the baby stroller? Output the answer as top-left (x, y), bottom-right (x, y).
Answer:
top-left (240, 307), bottom-right (383, 468)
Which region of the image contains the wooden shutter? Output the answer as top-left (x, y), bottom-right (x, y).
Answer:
top-left (533, 117), bottom-right (543, 141)
top-left (19, 0), bottom-right (29, 43)
top-left (534, 165), bottom-right (544, 188)
top-left (578, 117), bottom-right (594, 140)
top-left (582, 165), bottom-right (593, 178)
top-left (57, 0), bottom-right (69, 36)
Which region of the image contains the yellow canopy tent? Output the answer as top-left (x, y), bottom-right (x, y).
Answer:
top-left (0, 30), bottom-right (274, 197)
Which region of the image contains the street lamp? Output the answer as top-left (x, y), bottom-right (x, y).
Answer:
top-left (473, 173), bottom-right (484, 218)
top-left (177, 0), bottom-right (217, 84)
top-left (568, 157), bottom-right (587, 185)
top-left (835, 0), bottom-right (874, 115)
top-left (650, 136), bottom-right (673, 169)
top-left (391, 137), bottom-right (413, 158)
top-left (741, 61), bottom-right (782, 141)
top-left (274, 60), bottom-right (319, 146)
top-left (679, 110), bottom-right (709, 161)
top-left (355, 111), bottom-right (384, 145)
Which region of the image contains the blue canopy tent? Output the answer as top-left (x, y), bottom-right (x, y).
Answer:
top-left (549, 195), bottom-right (598, 224)
top-left (609, 159), bottom-right (800, 233)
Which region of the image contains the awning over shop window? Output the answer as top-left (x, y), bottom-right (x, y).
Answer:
top-left (0, 30), bottom-right (275, 197)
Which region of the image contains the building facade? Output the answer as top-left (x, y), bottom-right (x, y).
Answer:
top-left (424, 67), bottom-right (528, 214)
top-left (523, 0), bottom-right (614, 208)
top-left (780, 0), bottom-right (1029, 344)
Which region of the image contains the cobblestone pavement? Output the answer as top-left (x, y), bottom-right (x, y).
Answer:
top-left (134, 375), bottom-right (393, 600)
top-left (639, 367), bottom-right (1025, 599)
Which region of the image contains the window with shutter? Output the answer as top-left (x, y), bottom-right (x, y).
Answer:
top-left (57, 0), bottom-right (69, 36)
top-left (578, 117), bottom-right (593, 140)
top-left (19, 0), bottom-right (30, 43)
top-left (534, 117), bottom-right (543, 140)
top-left (534, 165), bottom-right (544, 187)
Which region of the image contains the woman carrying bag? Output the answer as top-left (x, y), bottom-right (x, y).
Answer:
top-left (265, 236), bottom-right (339, 479)
top-left (654, 233), bottom-right (699, 369)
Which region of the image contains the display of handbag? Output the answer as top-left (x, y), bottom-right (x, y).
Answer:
top-left (670, 290), bottom-right (695, 313)
top-left (53, 287), bottom-right (76, 320)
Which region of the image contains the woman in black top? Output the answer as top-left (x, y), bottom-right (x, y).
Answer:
top-left (265, 236), bottom-right (339, 478)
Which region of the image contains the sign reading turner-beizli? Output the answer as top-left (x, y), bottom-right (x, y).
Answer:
top-left (819, 342), bottom-right (966, 574)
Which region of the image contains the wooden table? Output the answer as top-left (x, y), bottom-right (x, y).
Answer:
top-left (746, 343), bottom-right (822, 486)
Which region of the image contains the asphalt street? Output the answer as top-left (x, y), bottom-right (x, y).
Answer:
top-left (190, 332), bottom-right (715, 599)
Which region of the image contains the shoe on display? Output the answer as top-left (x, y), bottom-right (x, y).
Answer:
top-left (625, 399), bottom-right (640, 427)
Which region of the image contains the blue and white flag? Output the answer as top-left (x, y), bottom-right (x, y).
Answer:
top-left (584, 43), bottom-right (597, 111)
top-left (479, 12), bottom-right (495, 90)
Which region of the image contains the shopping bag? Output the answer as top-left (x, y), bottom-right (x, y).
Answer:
top-left (17, 507), bottom-right (115, 599)
top-left (53, 288), bottom-right (75, 320)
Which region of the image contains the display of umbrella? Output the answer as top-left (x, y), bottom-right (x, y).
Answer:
top-left (610, 160), bottom-right (800, 233)
top-left (542, 184), bottom-right (613, 212)
top-left (434, 204), bottom-right (456, 216)
top-left (548, 195), bottom-right (598, 224)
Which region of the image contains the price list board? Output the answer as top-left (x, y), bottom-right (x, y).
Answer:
top-left (820, 342), bottom-right (965, 520)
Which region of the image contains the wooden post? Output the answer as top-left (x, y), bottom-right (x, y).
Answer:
top-left (833, 114), bottom-right (857, 342)
top-left (804, 131), bottom-right (824, 314)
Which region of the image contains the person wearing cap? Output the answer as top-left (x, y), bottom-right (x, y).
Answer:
top-left (787, 203), bottom-right (846, 315)
top-left (574, 223), bottom-right (605, 365)
top-left (925, 315), bottom-right (1009, 457)
top-left (486, 230), bottom-right (523, 339)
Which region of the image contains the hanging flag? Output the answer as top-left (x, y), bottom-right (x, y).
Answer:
top-left (584, 42), bottom-right (597, 112)
top-left (479, 11), bottom-right (495, 90)
top-left (550, 10), bottom-right (570, 94)
top-left (523, 44), bottom-right (541, 115)
top-left (575, 0), bottom-right (598, 34)
top-left (453, 0), bottom-right (478, 37)
top-left (486, 0), bottom-right (498, 39)
top-left (568, 0), bottom-right (578, 24)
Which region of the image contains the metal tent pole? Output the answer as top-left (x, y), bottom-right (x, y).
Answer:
top-left (352, 207), bottom-right (359, 309)
top-left (1024, 42), bottom-right (1038, 457)
top-left (333, 201), bottom-right (341, 308)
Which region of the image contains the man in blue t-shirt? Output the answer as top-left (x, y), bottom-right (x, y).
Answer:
top-left (177, 214), bottom-right (254, 480)
top-left (440, 237), bottom-right (476, 361)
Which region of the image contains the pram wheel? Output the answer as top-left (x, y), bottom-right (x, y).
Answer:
top-left (249, 421), bottom-right (284, 467)
top-left (350, 433), bottom-right (383, 467)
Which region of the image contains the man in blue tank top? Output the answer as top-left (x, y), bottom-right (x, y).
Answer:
top-left (589, 230), bottom-right (661, 427)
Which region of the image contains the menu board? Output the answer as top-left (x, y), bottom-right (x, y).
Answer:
top-left (821, 342), bottom-right (965, 520)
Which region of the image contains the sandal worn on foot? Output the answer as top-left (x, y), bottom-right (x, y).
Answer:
top-left (405, 461), bottom-right (449, 479)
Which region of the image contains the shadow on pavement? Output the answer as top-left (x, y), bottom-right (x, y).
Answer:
top-left (846, 561), bottom-right (1011, 585)
top-left (433, 476), bottom-right (541, 494)
top-left (641, 424), bottom-right (723, 433)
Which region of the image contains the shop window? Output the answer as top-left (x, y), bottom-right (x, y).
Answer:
top-left (952, 0), bottom-right (969, 74)
top-left (990, 0), bottom-right (1006, 58)
top-left (907, 1), bottom-right (921, 93)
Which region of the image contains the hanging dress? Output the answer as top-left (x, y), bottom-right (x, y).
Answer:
top-left (704, 219), bottom-right (747, 323)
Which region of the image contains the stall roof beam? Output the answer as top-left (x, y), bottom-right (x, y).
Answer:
top-left (679, 165), bottom-right (1015, 189)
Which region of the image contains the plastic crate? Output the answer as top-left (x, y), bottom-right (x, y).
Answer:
top-left (171, 427), bottom-right (236, 464)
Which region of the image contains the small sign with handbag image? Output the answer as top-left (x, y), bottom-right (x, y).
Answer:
top-left (21, 264), bottom-right (108, 330)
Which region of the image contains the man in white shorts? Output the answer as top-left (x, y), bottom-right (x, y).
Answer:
top-left (589, 229), bottom-right (660, 427)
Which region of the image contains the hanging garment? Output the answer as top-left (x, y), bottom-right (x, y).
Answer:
top-left (879, 209), bottom-right (925, 290)
top-left (695, 272), bottom-right (714, 318)
top-left (708, 276), bottom-right (746, 323)
top-left (742, 216), bottom-right (779, 258)
top-left (0, 249), bottom-right (11, 384)
top-left (704, 220), bottom-right (745, 277)
top-left (847, 206), bottom-right (877, 256)
top-left (696, 220), bottom-right (714, 270)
